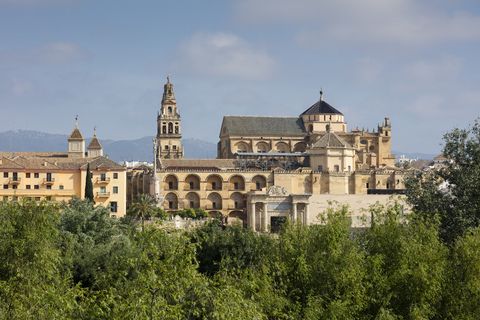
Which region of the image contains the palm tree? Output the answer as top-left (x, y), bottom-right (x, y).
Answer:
top-left (131, 194), bottom-right (156, 230)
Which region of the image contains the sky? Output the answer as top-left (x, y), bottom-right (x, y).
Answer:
top-left (1, 0), bottom-right (480, 156)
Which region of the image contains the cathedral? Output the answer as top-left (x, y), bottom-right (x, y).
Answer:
top-left (128, 77), bottom-right (406, 231)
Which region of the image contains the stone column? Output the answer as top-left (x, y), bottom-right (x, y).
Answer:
top-left (304, 203), bottom-right (309, 226)
top-left (292, 202), bottom-right (297, 223)
top-left (250, 202), bottom-right (256, 231)
top-left (262, 202), bottom-right (269, 232)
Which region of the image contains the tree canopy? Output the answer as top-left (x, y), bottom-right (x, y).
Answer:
top-left (405, 118), bottom-right (480, 242)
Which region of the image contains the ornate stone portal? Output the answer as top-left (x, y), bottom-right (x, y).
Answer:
top-left (247, 185), bottom-right (311, 232)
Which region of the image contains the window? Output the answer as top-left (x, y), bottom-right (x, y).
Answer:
top-left (12, 196), bottom-right (18, 201)
top-left (211, 182), bottom-right (216, 190)
top-left (46, 173), bottom-right (52, 182)
top-left (165, 145), bottom-right (169, 150)
top-left (190, 201), bottom-right (194, 208)
top-left (175, 127), bottom-right (179, 134)
top-left (173, 145), bottom-right (177, 150)
top-left (13, 185), bottom-right (17, 190)
top-left (234, 182), bottom-right (239, 190)
top-left (169, 201), bottom-right (173, 209)
top-left (90, 172), bottom-right (93, 178)
top-left (45, 196), bottom-right (52, 201)
top-left (386, 183), bottom-right (390, 189)
top-left (168, 181), bottom-right (173, 189)
top-left (59, 185), bottom-right (64, 190)
top-left (26, 173), bottom-right (30, 178)
top-left (162, 126), bottom-right (166, 134)
top-left (100, 186), bottom-right (106, 194)
top-left (235, 201), bottom-right (239, 209)
top-left (26, 185), bottom-right (31, 189)
top-left (3, 185), bottom-right (7, 189)
top-left (256, 182), bottom-right (261, 190)
top-left (100, 173), bottom-right (106, 181)
top-left (189, 182), bottom-right (194, 189)
top-left (34, 185), bottom-right (39, 189)
top-left (12, 172), bottom-right (18, 181)
top-left (35, 197), bottom-right (40, 201)
top-left (318, 165), bottom-right (323, 172)
top-left (113, 173), bottom-right (118, 179)
top-left (113, 186), bottom-right (118, 194)
top-left (3, 172), bottom-right (8, 178)
top-left (212, 202), bottom-right (216, 209)
top-left (34, 173), bottom-right (39, 178)
top-left (46, 185), bottom-right (51, 190)
top-left (110, 202), bottom-right (117, 213)
top-left (366, 183), bottom-right (369, 189)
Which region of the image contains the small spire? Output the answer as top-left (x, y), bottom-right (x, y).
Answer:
top-left (167, 73), bottom-right (170, 83)
top-left (319, 88), bottom-right (323, 101)
top-left (93, 126), bottom-right (97, 137)
top-left (75, 115), bottom-right (78, 128)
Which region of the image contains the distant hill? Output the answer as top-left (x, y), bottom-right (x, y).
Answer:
top-left (392, 151), bottom-right (439, 161)
top-left (0, 130), bottom-right (217, 163)
top-left (0, 130), bottom-right (433, 164)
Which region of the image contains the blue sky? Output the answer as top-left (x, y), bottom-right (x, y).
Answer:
top-left (1, 0), bottom-right (480, 155)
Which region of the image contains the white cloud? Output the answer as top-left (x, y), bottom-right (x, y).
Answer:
top-left (408, 95), bottom-right (447, 118)
top-left (172, 32), bottom-right (276, 79)
top-left (10, 78), bottom-right (35, 96)
top-left (353, 57), bottom-right (384, 83)
top-left (234, 0), bottom-right (480, 46)
top-left (31, 42), bottom-right (89, 63)
top-left (0, 41), bottom-right (89, 65)
top-left (404, 55), bottom-right (462, 81)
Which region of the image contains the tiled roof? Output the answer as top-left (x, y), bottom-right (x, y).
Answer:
top-left (80, 157), bottom-right (124, 170)
top-left (69, 128), bottom-right (84, 140)
top-left (88, 136), bottom-right (102, 149)
top-left (300, 100), bottom-right (343, 116)
top-left (311, 132), bottom-right (350, 148)
top-left (0, 154), bottom-right (123, 171)
top-left (222, 116), bottom-right (307, 136)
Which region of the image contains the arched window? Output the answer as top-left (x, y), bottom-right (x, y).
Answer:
top-left (168, 123), bottom-right (173, 133)
top-left (334, 165), bottom-right (339, 172)
top-left (168, 107), bottom-right (172, 114)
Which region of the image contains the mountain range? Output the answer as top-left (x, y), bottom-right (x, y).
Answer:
top-left (0, 130), bottom-right (217, 163)
top-left (0, 130), bottom-right (437, 164)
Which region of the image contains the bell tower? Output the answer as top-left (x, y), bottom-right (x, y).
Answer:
top-left (156, 75), bottom-right (184, 159)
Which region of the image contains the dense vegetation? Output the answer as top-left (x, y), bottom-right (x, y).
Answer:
top-left (2, 120), bottom-right (480, 319)
top-left (1, 196), bottom-right (480, 319)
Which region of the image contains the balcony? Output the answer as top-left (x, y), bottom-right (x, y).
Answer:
top-left (96, 192), bottom-right (110, 198)
top-left (42, 178), bottom-right (55, 185)
top-left (8, 178), bottom-right (21, 185)
top-left (205, 205), bottom-right (222, 210)
top-left (96, 177), bottom-right (110, 184)
top-left (228, 205), bottom-right (244, 210)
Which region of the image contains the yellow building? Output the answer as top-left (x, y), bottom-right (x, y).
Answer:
top-left (128, 78), bottom-right (406, 231)
top-left (0, 120), bottom-right (127, 217)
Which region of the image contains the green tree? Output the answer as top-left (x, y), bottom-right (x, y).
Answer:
top-left (130, 194), bottom-right (156, 230)
top-left (85, 163), bottom-right (94, 201)
top-left (0, 198), bottom-right (81, 318)
top-left (60, 196), bottom-right (135, 290)
top-left (405, 118), bottom-right (480, 242)
top-left (362, 200), bottom-right (448, 319)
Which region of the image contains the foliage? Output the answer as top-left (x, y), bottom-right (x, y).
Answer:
top-left (85, 163), bottom-right (94, 202)
top-left (176, 208), bottom-right (210, 219)
top-left (129, 194), bottom-right (156, 229)
top-left (362, 200), bottom-right (447, 319)
top-left (59, 196), bottom-right (136, 290)
top-left (0, 198), bottom-right (80, 318)
top-left (395, 160), bottom-right (410, 169)
top-left (405, 118), bottom-right (480, 242)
